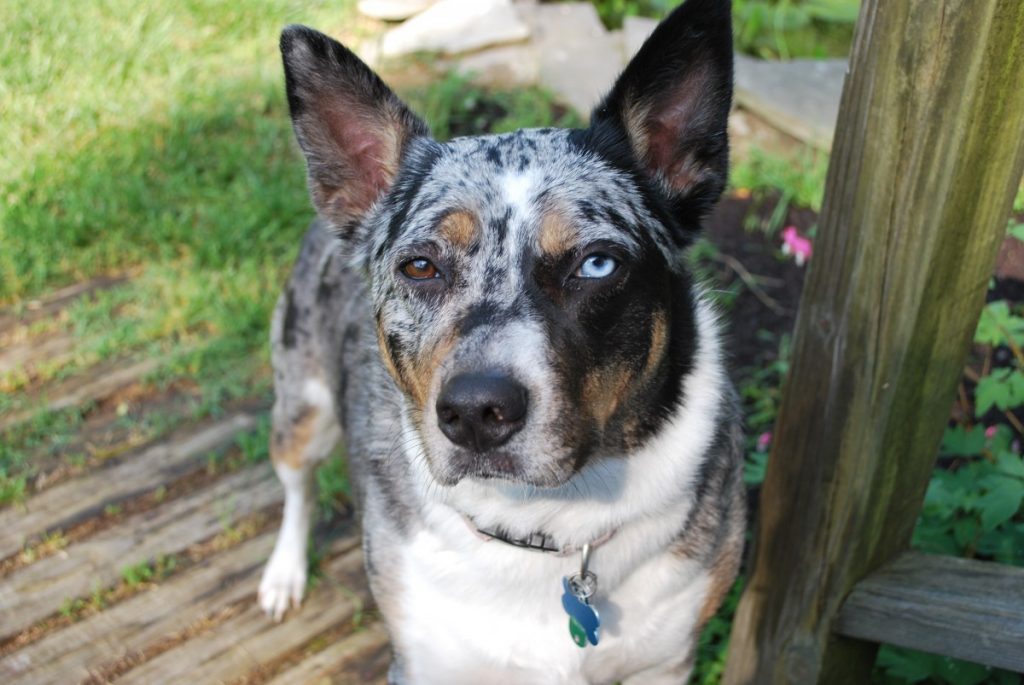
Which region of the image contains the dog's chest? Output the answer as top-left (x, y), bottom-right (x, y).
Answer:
top-left (390, 508), bottom-right (710, 685)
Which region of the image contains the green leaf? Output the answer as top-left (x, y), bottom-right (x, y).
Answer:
top-left (875, 646), bottom-right (934, 682)
top-left (988, 424), bottom-right (1015, 454)
top-left (911, 519), bottom-right (959, 556)
top-left (977, 480), bottom-right (1024, 532)
top-left (1009, 221), bottom-right (1024, 243)
top-left (974, 300), bottom-right (1024, 347)
top-left (744, 451), bottom-right (768, 486)
top-left (921, 476), bottom-right (957, 513)
top-left (933, 656), bottom-right (990, 685)
top-left (974, 367), bottom-right (1024, 415)
top-left (952, 516), bottom-right (980, 548)
top-left (940, 424), bottom-right (986, 457)
top-left (996, 451), bottom-right (1024, 479)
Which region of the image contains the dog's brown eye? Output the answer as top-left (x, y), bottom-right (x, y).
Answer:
top-left (401, 258), bottom-right (440, 280)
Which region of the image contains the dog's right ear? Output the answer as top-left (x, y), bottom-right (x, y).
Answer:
top-left (280, 25), bottom-right (429, 236)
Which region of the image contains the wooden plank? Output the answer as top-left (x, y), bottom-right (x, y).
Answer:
top-left (833, 552), bottom-right (1024, 672)
top-left (0, 276), bottom-right (129, 337)
top-left (0, 464), bottom-right (280, 636)
top-left (0, 332), bottom-right (76, 376)
top-left (0, 528), bottom-right (361, 685)
top-left (0, 412), bottom-right (258, 559)
top-left (723, 1), bottom-right (1024, 683)
top-left (0, 533), bottom-right (276, 684)
top-left (0, 357), bottom-right (164, 433)
top-left (265, 622), bottom-right (391, 685)
top-left (118, 544), bottom-right (375, 684)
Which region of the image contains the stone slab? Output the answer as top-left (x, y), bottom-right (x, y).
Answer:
top-left (622, 15), bottom-right (657, 59)
top-left (734, 54), bottom-right (848, 150)
top-left (381, 0), bottom-right (530, 58)
top-left (521, 2), bottom-right (626, 119)
top-left (448, 42), bottom-right (541, 88)
top-left (357, 0), bottom-right (437, 21)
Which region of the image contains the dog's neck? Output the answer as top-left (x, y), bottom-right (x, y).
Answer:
top-left (461, 513), bottom-right (616, 555)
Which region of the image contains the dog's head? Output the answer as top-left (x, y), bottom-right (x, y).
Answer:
top-left (281, 0), bottom-right (732, 488)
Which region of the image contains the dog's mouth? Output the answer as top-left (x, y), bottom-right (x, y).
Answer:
top-left (427, 441), bottom-right (584, 489)
top-left (451, 449), bottom-right (521, 481)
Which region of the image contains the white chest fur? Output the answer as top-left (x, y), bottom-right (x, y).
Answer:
top-left (393, 505), bottom-right (710, 685)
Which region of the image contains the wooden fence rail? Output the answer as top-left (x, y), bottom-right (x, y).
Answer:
top-left (723, 0), bottom-right (1024, 682)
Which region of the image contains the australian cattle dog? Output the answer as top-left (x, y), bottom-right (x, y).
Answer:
top-left (258, 0), bottom-right (745, 681)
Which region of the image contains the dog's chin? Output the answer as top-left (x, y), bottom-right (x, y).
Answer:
top-left (427, 448), bottom-right (576, 489)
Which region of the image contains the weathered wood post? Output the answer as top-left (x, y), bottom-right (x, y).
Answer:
top-left (722, 1), bottom-right (1024, 683)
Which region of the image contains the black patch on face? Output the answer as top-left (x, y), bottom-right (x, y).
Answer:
top-left (282, 286), bottom-right (299, 349)
top-left (527, 229), bottom-right (698, 458)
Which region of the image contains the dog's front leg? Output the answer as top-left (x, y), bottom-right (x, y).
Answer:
top-left (259, 460), bottom-right (316, 621)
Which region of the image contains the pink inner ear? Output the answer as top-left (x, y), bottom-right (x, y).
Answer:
top-left (642, 68), bottom-right (710, 194)
top-left (324, 105), bottom-right (397, 213)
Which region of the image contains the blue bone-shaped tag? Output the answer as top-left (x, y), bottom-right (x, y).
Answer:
top-left (561, 577), bottom-right (600, 647)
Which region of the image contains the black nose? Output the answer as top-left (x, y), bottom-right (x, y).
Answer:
top-left (436, 372), bottom-right (528, 452)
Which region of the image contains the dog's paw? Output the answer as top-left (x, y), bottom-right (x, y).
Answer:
top-left (258, 551), bottom-right (307, 621)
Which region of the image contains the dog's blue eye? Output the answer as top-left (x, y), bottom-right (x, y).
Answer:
top-left (576, 254), bottom-right (618, 279)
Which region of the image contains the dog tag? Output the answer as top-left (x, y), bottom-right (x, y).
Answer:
top-left (561, 544), bottom-right (600, 648)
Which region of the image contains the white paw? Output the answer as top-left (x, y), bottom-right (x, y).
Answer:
top-left (258, 550), bottom-right (307, 621)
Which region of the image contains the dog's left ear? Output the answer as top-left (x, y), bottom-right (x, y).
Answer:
top-left (591, 0), bottom-right (733, 224)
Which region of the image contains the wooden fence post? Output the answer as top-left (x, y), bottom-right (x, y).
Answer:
top-left (722, 1), bottom-right (1024, 683)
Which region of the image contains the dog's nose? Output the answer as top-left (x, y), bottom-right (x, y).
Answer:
top-left (436, 373), bottom-right (528, 452)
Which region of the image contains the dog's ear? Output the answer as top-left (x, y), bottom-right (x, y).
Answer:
top-left (280, 25), bottom-right (429, 236)
top-left (590, 0), bottom-right (733, 223)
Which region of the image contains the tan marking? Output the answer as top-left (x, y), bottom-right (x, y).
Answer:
top-left (376, 318), bottom-right (457, 411)
top-left (405, 334), bottom-right (457, 410)
top-left (270, 405), bottom-right (319, 469)
top-left (582, 364), bottom-right (635, 430)
top-left (538, 209), bottom-right (577, 256)
top-left (643, 311), bottom-right (669, 377)
top-left (583, 312), bottom-right (668, 430)
top-left (439, 210), bottom-right (478, 248)
top-left (375, 324), bottom-right (403, 387)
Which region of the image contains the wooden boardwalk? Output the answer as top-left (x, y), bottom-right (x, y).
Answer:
top-left (0, 279), bottom-right (390, 684)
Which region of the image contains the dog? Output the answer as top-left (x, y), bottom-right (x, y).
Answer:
top-left (258, 0), bottom-right (744, 681)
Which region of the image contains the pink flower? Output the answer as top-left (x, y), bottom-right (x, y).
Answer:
top-left (985, 425), bottom-right (998, 439)
top-left (781, 226), bottom-right (813, 266)
top-left (756, 431), bottom-right (772, 452)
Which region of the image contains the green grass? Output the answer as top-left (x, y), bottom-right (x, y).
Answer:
top-left (1, 0), bottom-right (339, 427)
